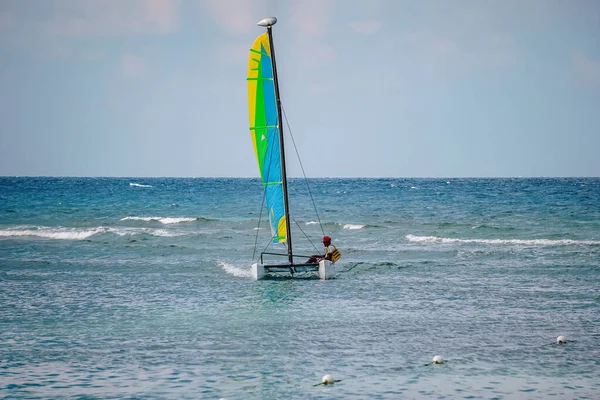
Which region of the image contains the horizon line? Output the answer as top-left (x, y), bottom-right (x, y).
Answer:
top-left (1, 175), bottom-right (599, 179)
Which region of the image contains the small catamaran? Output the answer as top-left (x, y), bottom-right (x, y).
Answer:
top-left (247, 17), bottom-right (341, 280)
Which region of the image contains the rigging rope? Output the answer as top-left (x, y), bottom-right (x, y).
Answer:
top-left (281, 105), bottom-right (326, 238)
top-left (293, 219), bottom-right (320, 253)
top-left (252, 104), bottom-right (327, 262)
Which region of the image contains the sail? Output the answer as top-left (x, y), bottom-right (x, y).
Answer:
top-left (247, 32), bottom-right (287, 243)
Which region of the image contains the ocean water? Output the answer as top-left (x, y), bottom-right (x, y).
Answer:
top-left (1, 177), bottom-right (599, 399)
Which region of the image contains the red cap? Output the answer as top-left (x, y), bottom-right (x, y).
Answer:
top-left (322, 236), bottom-right (331, 243)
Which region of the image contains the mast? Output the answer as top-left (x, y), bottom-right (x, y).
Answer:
top-left (258, 17), bottom-right (294, 264)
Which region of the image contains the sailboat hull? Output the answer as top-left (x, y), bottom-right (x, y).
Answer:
top-left (251, 260), bottom-right (335, 280)
top-left (251, 263), bottom-right (265, 280)
top-left (318, 260), bottom-right (335, 280)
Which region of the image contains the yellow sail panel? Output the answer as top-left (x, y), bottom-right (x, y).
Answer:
top-left (247, 33), bottom-right (271, 132)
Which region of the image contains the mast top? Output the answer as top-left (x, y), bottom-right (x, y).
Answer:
top-left (257, 17), bottom-right (277, 27)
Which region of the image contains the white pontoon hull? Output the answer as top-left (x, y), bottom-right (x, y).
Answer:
top-left (252, 260), bottom-right (335, 280)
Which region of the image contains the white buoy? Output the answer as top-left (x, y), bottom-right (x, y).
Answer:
top-left (433, 355), bottom-right (444, 364)
top-left (557, 335), bottom-right (566, 344)
top-left (322, 374), bottom-right (334, 385)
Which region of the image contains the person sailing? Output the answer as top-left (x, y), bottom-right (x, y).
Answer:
top-left (307, 236), bottom-right (339, 263)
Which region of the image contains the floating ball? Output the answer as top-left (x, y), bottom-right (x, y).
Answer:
top-left (322, 374), bottom-right (334, 385)
top-left (557, 335), bottom-right (566, 344)
top-left (433, 355), bottom-right (444, 364)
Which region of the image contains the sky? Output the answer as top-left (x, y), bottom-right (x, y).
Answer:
top-left (0, 0), bottom-right (599, 178)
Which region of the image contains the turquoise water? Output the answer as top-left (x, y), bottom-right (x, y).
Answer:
top-left (1, 177), bottom-right (599, 399)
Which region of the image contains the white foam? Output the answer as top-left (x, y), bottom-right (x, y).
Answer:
top-left (0, 226), bottom-right (190, 240)
top-left (129, 183), bottom-right (153, 188)
top-left (149, 229), bottom-right (187, 237)
top-left (120, 216), bottom-right (198, 224)
top-left (0, 227), bottom-right (106, 240)
top-left (344, 224), bottom-right (365, 230)
top-left (306, 221), bottom-right (320, 225)
top-left (110, 227), bottom-right (186, 237)
top-left (219, 262), bottom-right (253, 278)
top-left (157, 217), bottom-right (198, 224)
top-left (405, 234), bottom-right (600, 246)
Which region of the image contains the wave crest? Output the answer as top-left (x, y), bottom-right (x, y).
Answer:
top-left (0, 226), bottom-right (189, 240)
top-left (120, 216), bottom-right (198, 224)
top-left (343, 224), bottom-right (365, 230)
top-left (405, 234), bottom-right (600, 246)
top-left (0, 227), bottom-right (105, 240)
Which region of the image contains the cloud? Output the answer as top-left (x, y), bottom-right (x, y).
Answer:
top-left (286, 0), bottom-right (336, 70)
top-left (404, 30), bottom-right (460, 73)
top-left (122, 54), bottom-right (145, 77)
top-left (41, 0), bottom-right (179, 36)
top-left (217, 41), bottom-right (251, 64)
top-left (402, 29), bottom-right (517, 76)
top-left (0, 11), bottom-right (13, 29)
top-left (349, 20), bottom-right (381, 35)
top-left (200, 0), bottom-right (267, 36)
top-left (291, 0), bottom-right (334, 37)
top-left (574, 52), bottom-right (600, 84)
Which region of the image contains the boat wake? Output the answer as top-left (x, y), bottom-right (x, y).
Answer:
top-left (219, 262), bottom-right (253, 278)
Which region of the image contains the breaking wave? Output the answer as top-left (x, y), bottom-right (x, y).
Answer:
top-left (343, 224), bottom-right (365, 230)
top-left (0, 227), bottom-right (106, 240)
top-left (111, 228), bottom-right (186, 237)
top-left (306, 222), bottom-right (378, 230)
top-left (120, 216), bottom-right (199, 224)
top-left (405, 234), bottom-right (600, 246)
top-left (129, 183), bottom-right (153, 188)
top-left (0, 226), bottom-right (188, 240)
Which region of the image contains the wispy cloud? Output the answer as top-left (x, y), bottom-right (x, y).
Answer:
top-left (291, 0), bottom-right (334, 37)
top-left (404, 30), bottom-right (460, 73)
top-left (574, 52), bottom-right (600, 84)
top-left (287, 0), bottom-right (336, 70)
top-left (122, 54), bottom-right (145, 77)
top-left (200, 0), bottom-right (267, 36)
top-left (402, 28), bottom-right (517, 76)
top-left (0, 11), bottom-right (13, 29)
top-left (41, 0), bottom-right (179, 36)
top-left (217, 41), bottom-right (251, 64)
top-left (349, 20), bottom-right (381, 35)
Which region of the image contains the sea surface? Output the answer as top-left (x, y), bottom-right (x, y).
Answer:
top-left (1, 177), bottom-right (599, 399)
